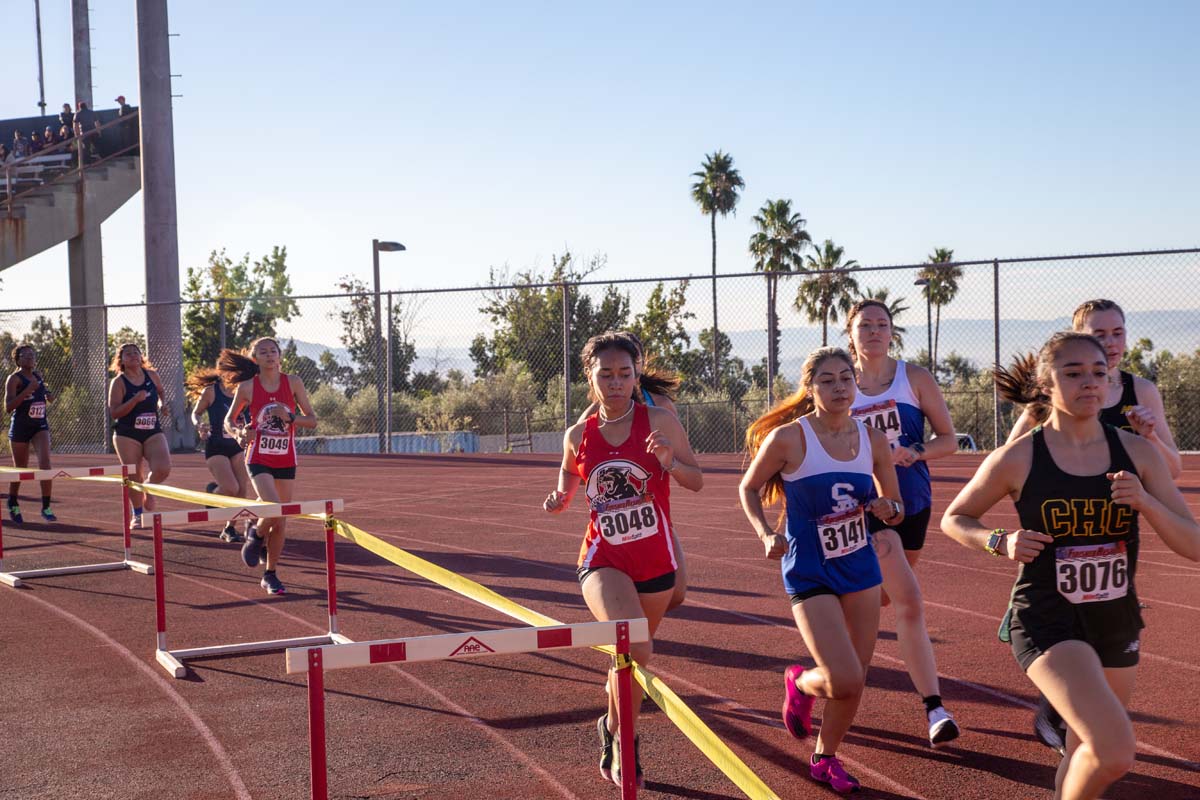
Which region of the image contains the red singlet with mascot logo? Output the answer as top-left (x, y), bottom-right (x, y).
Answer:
top-left (576, 403), bottom-right (677, 582)
top-left (245, 373), bottom-right (297, 469)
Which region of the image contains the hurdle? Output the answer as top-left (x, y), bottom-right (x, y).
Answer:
top-left (151, 499), bottom-right (351, 678)
top-left (0, 464), bottom-right (150, 588)
top-left (286, 617), bottom-right (649, 800)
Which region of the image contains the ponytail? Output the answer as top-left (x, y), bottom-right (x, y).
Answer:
top-left (217, 349), bottom-right (260, 384)
top-left (185, 366), bottom-right (224, 399)
top-left (638, 368), bottom-right (680, 402)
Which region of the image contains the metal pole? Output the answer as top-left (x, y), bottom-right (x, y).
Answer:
top-left (385, 292), bottom-right (393, 454)
top-left (562, 282), bottom-right (571, 427)
top-left (101, 303), bottom-right (110, 452)
top-left (372, 240), bottom-right (384, 454)
top-left (34, 0), bottom-right (47, 117)
top-left (766, 272), bottom-right (777, 407)
top-left (993, 258), bottom-right (1002, 448)
top-left (218, 298), bottom-right (227, 352)
top-left (926, 293), bottom-right (933, 373)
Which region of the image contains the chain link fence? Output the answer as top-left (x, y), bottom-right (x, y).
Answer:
top-left (1, 248), bottom-right (1197, 457)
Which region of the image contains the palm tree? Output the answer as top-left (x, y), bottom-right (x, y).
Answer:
top-left (795, 240), bottom-right (860, 346)
top-left (859, 287), bottom-right (910, 353)
top-left (917, 247), bottom-right (962, 371)
top-left (691, 151), bottom-right (744, 387)
top-left (749, 198), bottom-right (811, 390)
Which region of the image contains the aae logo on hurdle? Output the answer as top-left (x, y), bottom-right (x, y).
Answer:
top-left (450, 636), bottom-right (495, 657)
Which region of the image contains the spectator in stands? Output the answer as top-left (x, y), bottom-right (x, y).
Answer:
top-left (30, 132), bottom-right (44, 153)
top-left (0, 143), bottom-right (9, 164)
top-left (12, 132), bottom-right (30, 160)
top-left (42, 126), bottom-right (58, 150)
top-left (116, 95), bottom-right (133, 116)
top-left (74, 101), bottom-right (97, 134)
top-left (115, 95), bottom-right (138, 154)
top-left (58, 124), bottom-right (73, 143)
top-left (59, 103), bottom-right (74, 134)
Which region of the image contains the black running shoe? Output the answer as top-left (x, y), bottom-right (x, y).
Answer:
top-left (612, 735), bottom-right (644, 789)
top-left (260, 571), bottom-right (285, 595)
top-left (205, 481), bottom-right (219, 494)
top-left (596, 714), bottom-right (613, 781)
top-left (1033, 695), bottom-right (1066, 755)
top-left (219, 524), bottom-right (243, 543)
top-left (241, 528), bottom-right (264, 568)
top-left (8, 504), bottom-right (23, 524)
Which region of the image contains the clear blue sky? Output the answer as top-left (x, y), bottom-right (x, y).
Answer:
top-left (3, 1), bottom-right (1198, 314)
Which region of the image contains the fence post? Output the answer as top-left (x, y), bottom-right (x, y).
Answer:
top-left (218, 297), bottom-right (226, 352)
top-left (101, 303), bottom-right (110, 453)
top-left (766, 272), bottom-right (777, 407)
top-left (992, 258), bottom-right (1002, 449)
top-left (562, 282), bottom-right (571, 428)
top-left (385, 292), bottom-right (393, 454)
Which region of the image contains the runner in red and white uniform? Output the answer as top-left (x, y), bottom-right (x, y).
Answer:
top-left (544, 331), bottom-right (702, 789)
top-left (219, 337), bottom-right (318, 595)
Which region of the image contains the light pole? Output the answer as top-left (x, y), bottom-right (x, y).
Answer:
top-left (373, 239), bottom-right (405, 454)
top-left (914, 277), bottom-right (933, 374)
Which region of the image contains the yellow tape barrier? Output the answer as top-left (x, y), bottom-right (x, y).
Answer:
top-left (94, 478), bottom-right (780, 800)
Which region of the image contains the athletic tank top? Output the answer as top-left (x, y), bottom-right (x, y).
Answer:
top-left (114, 372), bottom-right (160, 435)
top-left (206, 383), bottom-right (240, 443)
top-left (245, 374), bottom-right (297, 467)
top-left (850, 360), bottom-right (932, 512)
top-left (576, 403), bottom-right (675, 572)
top-left (9, 373), bottom-right (49, 429)
top-left (641, 387), bottom-right (656, 407)
top-left (1098, 370), bottom-right (1138, 433)
top-left (780, 418), bottom-right (882, 596)
top-left (1010, 425), bottom-right (1142, 640)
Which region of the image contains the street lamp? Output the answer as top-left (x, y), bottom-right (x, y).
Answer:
top-left (373, 239), bottom-right (406, 454)
top-left (913, 277), bottom-right (933, 374)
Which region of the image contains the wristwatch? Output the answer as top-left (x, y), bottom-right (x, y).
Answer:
top-left (910, 442), bottom-right (926, 456)
top-left (984, 528), bottom-right (1009, 557)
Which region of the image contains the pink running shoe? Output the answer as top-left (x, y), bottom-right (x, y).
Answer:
top-left (782, 664), bottom-right (815, 738)
top-left (810, 754), bottom-right (860, 794)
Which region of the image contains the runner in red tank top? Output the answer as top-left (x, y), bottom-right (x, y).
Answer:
top-left (220, 337), bottom-right (318, 595)
top-left (544, 331), bottom-right (702, 788)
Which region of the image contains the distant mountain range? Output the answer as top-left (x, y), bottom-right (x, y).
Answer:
top-left (287, 308), bottom-right (1199, 379)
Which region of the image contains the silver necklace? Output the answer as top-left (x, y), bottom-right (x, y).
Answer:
top-left (599, 401), bottom-right (635, 426)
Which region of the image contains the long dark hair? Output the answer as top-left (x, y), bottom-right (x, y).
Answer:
top-left (110, 342), bottom-right (155, 374)
top-left (744, 347), bottom-right (855, 508)
top-left (994, 331), bottom-right (1107, 425)
top-left (185, 366), bottom-right (225, 400)
top-left (621, 331), bottom-right (681, 401)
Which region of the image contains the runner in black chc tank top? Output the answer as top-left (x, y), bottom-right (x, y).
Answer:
top-left (1004, 299), bottom-right (1183, 752)
top-left (942, 332), bottom-right (1198, 800)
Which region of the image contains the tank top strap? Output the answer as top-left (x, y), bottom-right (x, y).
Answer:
top-left (1119, 370), bottom-right (1138, 407)
top-left (631, 401), bottom-right (651, 438)
top-left (1103, 423), bottom-right (1137, 474)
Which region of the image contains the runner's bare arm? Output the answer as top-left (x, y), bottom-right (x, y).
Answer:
top-left (545, 424), bottom-right (583, 512)
top-left (1116, 435), bottom-right (1199, 561)
top-left (647, 407), bottom-right (702, 491)
top-left (289, 376), bottom-right (318, 430)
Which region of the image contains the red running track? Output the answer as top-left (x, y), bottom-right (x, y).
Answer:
top-left (0, 453), bottom-right (1197, 799)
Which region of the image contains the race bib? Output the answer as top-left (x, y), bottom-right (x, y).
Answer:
top-left (818, 505), bottom-right (868, 560)
top-left (257, 431), bottom-right (291, 456)
top-left (595, 495), bottom-right (660, 546)
top-left (1056, 541), bottom-right (1129, 604)
top-left (28, 402), bottom-right (46, 420)
top-left (134, 412), bottom-right (158, 430)
top-left (853, 399), bottom-right (901, 446)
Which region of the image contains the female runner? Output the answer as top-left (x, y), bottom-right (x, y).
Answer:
top-left (108, 343), bottom-right (171, 527)
top-left (844, 299), bottom-right (961, 746)
top-left (942, 331), bottom-right (1198, 800)
top-left (188, 365), bottom-right (251, 542)
top-left (544, 331), bottom-right (702, 788)
top-left (220, 337), bottom-right (318, 595)
top-left (5, 345), bottom-right (56, 522)
top-left (741, 347), bottom-right (904, 793)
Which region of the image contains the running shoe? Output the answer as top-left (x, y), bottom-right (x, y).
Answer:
top-left (130, 513), bottom-right (142, 530)
top-left (205, 481), bottom-right (219, 494)
top-left (40, 507), bottom-right (57, 522)
top-left (597, 714), bottom-right (614, 781)
top-left (219, 523), bottom-right (243, 543)
top-left (241, 528), bottom-right (265, 568)
top-left (928, 706), bottom-right (960, 748)
top-left (810, 754), bottom-right (860, 794)
top-left (782, 664), bottom-right (815, 739)
top-left (8, 504), bottom-right (23, 524)
top-left (1033, 696), bottom-right (1066, 755)
top-left (260, 571), bottom-right (285, 595)
top-left (610, 734), bottom-right (643, 789)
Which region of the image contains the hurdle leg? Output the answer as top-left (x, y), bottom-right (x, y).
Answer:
top-left (613, 621), bottom-right (638, 799)
top-left (325, 510), bottom-right (339, 636)
top-left (152, 515), bottom-right (185, 677)
top-left (308, 648), bottom-right (329, 800)
top-left (121, 474), bottom-right (132, 559)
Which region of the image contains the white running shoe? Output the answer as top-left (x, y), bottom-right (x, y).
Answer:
top-left (928, 706), bottom-right (960, 748)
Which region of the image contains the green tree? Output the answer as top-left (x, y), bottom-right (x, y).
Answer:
top-left (317, 350), bottom-right (355, 391)
top-left (469, 252), bottom-right (629, 397)
top-left (691, 150), bottom-right (745, 387)
top-left (678, 328), bottom-right (751, 399)
top-left (280, 339), bottom-right (321, 388)
top-left (628, 281), bottom-right (693, 372)
top-left (859, 287), bottom-right (910, 353)
top-left (182, 247), bottom-right (298, 372)
top-left (332, 277), bottom-right (418, 394)
top-left (749, 198), bottom-right (811, 378)
top-left (107, 326), bottom-right (147, 360)
top-left (917, 247), bottom-right (962, 372)
top-left (1122, 337), bottom-right (1172, 382)
top-left (795, 240), bottom-right (860, 346)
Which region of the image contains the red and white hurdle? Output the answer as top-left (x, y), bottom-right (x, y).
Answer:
top-left (286, 617), bottom-right (650, 800)
top-left (151, 499), bottom-right (351, 678)
top-left (0, 464), bottom-right (150, 588)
